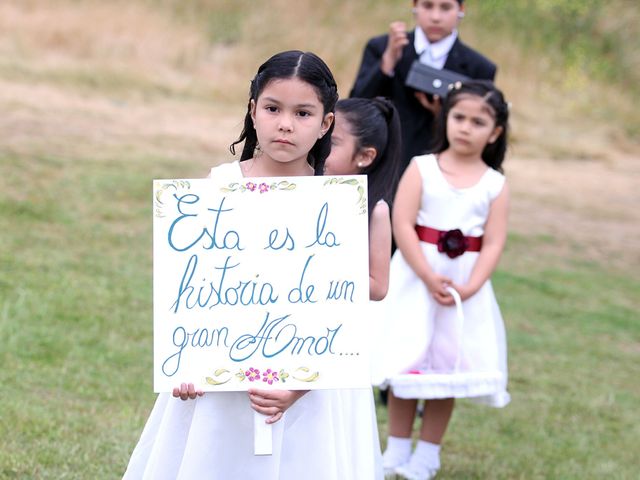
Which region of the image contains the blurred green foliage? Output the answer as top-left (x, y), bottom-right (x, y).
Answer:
top-left (472, 0), bottom-right (638, 93)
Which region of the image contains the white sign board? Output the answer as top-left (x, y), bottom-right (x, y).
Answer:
top-left (153, 175), bottom-right (370, 392)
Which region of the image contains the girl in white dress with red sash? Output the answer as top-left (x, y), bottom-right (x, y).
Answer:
top-left (376, 80), bottom-right (512, 480)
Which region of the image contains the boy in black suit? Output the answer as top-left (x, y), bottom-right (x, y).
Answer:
top-left (350, 0), bottom-right (496, 172)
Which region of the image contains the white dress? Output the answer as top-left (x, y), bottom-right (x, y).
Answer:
top-left (372, 154), bottom-right (510, 407)
top-left (123, 161), bottom-right (383, 480)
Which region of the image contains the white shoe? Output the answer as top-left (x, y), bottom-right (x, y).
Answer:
top-left (382, 451), bottom-right (410, 478)
top-left (383, 460), bottom-right (406, 478)
top-left (395, 462), bottom-right (439, 480)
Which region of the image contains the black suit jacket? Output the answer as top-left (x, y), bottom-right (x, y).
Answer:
top-left (350, 31), bottom-right (497, 171)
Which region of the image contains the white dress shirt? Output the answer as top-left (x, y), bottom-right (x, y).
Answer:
top-left (414, 27), bottom-right (458, 70)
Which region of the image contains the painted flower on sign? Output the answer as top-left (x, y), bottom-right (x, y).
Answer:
top-left (206, 366), bottom-right (318, 386)
top-left (262, 369), bottom-right (279, 385)
top-left (245, 367), bottom-right (260, 382)
top-left (220, 180), bottom-right (296, 193)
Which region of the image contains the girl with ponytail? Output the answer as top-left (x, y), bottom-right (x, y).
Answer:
top-left (324, 97), bottom-right (402, 301)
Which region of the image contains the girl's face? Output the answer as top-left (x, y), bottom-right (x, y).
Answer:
top-left (324, 113), bottom-right (359, 175)
top-left (251, 77), bottom-right (333, 170)
top-left (414, 0), bottom-right (462, 43)
top-left (446, 95), bottom-right (502, 156)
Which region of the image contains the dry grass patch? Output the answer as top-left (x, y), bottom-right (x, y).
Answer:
top-left (507, 155), bottom-right (640, 272)
top-left (0, 1), bottom-right (207, 68)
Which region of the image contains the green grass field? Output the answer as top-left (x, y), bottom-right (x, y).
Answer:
top-left (2, 148), bottom-right (638, 479)
top-left (1, 1), bottom-right (639, 478)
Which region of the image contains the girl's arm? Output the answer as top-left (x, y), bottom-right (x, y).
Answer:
top-left (453, 182), bottom-right (509, 301)
top-left (393, 161), bottom-right (452, 302)
top-left (369, 200), bottom-right (391, 301)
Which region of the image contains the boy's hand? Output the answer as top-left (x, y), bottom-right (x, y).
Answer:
top-left (381, 21), bottom-right (409, 75)
top-left (248, 389), bottom-right (309, 424)
top-left (414, 91), bottom-right (441, 115)
top-left (172, 382), bottom-right (204, 401)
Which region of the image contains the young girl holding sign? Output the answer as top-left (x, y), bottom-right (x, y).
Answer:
top-left (123, 50), bottom-right (384, 480)
top-left (324, 97), bottom-right (402, 301)
top-left (376, 80), bottom-right (511, 480)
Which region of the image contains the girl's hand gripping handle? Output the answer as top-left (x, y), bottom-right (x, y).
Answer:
top-left (425, 271), bottom-right (454, 306)
top-left (248, 389), bottom-right (309, 424)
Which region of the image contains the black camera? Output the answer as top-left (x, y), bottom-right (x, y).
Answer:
top-left (405, 61), bottom-right (469, 98)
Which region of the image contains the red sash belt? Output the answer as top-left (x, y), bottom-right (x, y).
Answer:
top-left (415, 225), bottom-right (482, 258)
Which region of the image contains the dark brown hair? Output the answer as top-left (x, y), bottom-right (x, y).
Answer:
top-left (230, 50), bottom-right (339, 175)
